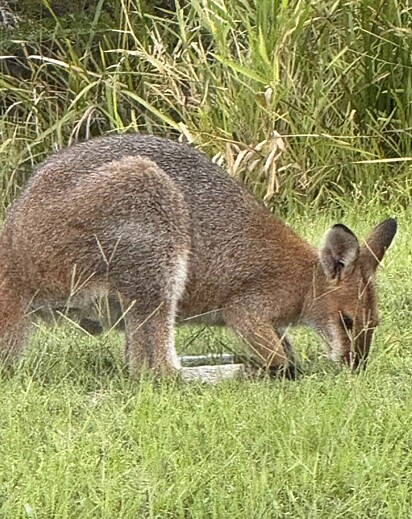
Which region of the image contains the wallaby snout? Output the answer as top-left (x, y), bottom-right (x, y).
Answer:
top-left (312, 218), bottom-right (397, 368)
top-left (0, 134), bottom-right (397, 377)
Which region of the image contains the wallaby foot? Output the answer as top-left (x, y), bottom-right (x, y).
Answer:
top-left (267, 332), bottom-right (302, 380)
top-left (123, 303), bottom-right (180, 376)
top-left (75, 296), bottom-right (126, 336)
top-left (224, 307), bottom-right (296, 375)
top-left (78, 317), bottom-right (104, 336)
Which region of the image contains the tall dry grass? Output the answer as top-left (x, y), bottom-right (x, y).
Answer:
top-left (1, 0), bottom-right (411, 212)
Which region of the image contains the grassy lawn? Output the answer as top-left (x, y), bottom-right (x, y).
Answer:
top-left (0, 210), bottom-right (410, 519)
top-left (1, 2), bottom-right (411, 516)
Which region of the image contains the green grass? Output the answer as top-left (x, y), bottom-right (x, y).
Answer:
top-left (0, 211), bottom-right (410, 518)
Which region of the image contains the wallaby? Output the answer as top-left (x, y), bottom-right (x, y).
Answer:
top-left (0, 134), bottom-right (397, 376)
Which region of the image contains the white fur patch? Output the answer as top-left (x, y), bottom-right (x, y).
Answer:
top-left (172, 252), bottom-right (189, 304)
top-left (327, 323), bottom-right (344, 362)
top-left (166, 252), bottom-right (189, 370)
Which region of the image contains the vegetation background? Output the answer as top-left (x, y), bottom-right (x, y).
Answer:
top-left (1, 0), bottom-right (411, 211)
top-left (0, 1), bottom-right (411, 517)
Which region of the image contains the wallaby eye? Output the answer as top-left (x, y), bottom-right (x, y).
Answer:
top-left (341, 314), bottom-right (354, 330)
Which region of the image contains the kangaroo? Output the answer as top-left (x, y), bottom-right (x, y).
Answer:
top-left (0, 134), bottom-right (397, 376)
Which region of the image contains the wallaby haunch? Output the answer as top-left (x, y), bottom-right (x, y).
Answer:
top-left (0, 134), bottom-right (397, 376)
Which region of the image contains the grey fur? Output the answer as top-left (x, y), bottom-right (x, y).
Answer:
top-left (0, 135), bottom-right (397, 374)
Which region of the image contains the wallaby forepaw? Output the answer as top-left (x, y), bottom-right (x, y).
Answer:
top-left (79, 318), bottom-right (104, 336)
top-left (267, 360), bottom-right (302, 380)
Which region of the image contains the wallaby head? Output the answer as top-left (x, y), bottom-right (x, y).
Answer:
top-left (303, 218), bottom-right (397, 368)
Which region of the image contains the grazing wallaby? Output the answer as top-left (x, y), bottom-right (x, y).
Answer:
top-left (0, 134), bottom-right (397, 376)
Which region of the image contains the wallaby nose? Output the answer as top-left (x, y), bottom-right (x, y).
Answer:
top-left (352, 354), bottom-right (368, 371)
top-left (343, 349), bottom-right (368, 371)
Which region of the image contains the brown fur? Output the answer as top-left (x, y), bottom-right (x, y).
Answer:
top-left (0, 134), bottom-right (397, 375)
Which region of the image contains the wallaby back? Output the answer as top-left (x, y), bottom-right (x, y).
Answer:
top-left (34, 135), bottom-right (316, 322)
top-left (0, 134), bottom-right (397, 375)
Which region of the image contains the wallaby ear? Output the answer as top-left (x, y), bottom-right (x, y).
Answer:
top-left (320, 224), bottom-right (359, 280)
top-left (361, 218), bottom-right (397, 271)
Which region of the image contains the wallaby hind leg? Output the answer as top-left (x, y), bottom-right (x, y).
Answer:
top-left (224, 308), bottom-right (297, 379)
top-left (123, 301), bottom-right (180, 375)
top-left (0, 321), bottom-right (32, 366)
top-left (110, 250), bottom-right (188, 376)
top-left (275, 331), bottom-right (301, 379)
top-left (0, 284), bottom-right (33, 366)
